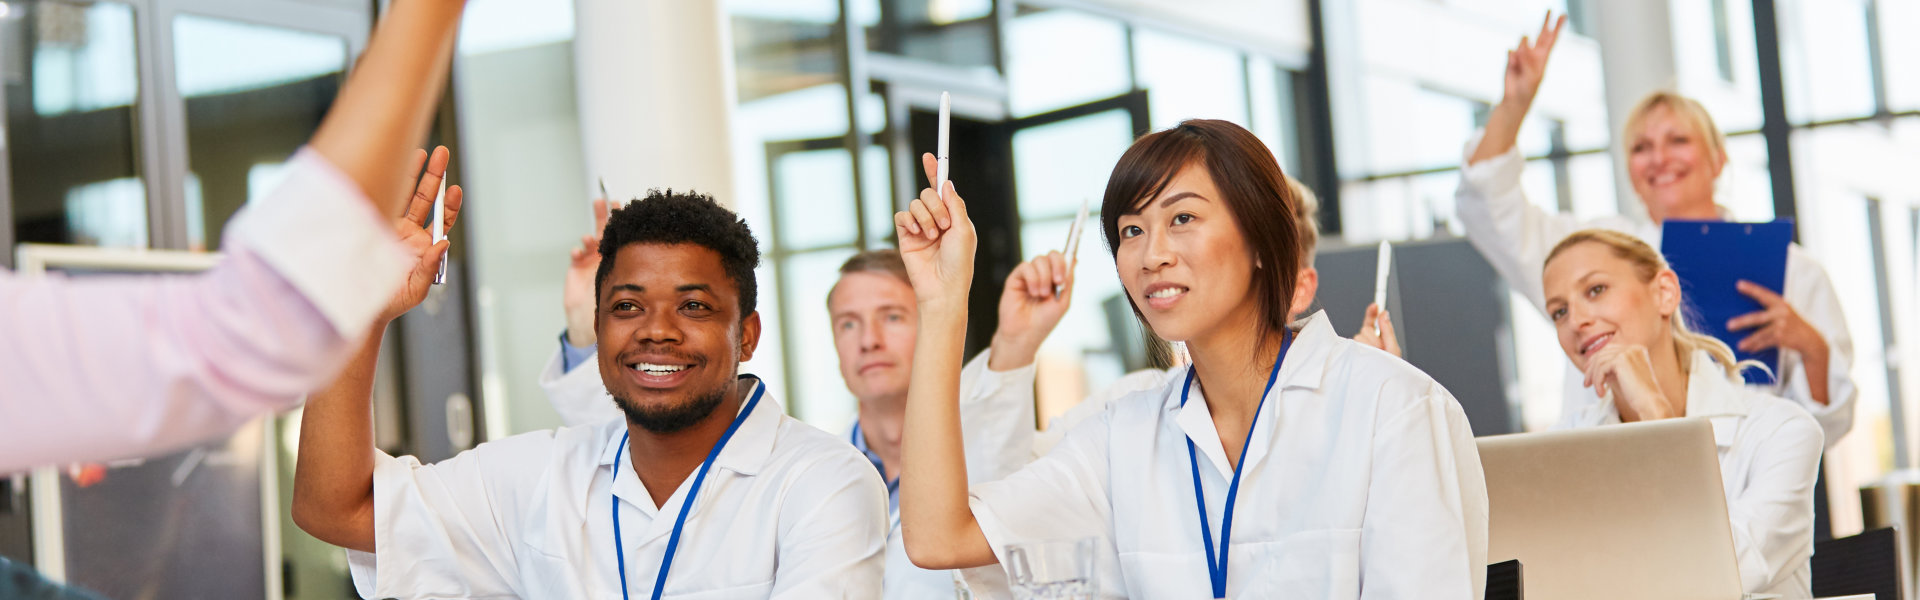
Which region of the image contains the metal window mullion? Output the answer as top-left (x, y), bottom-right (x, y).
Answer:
top-left (1750, 0), bottom-right (1799, 225)
top-left (1302, 0), bottom-right (1340, 234)
top-left (162, 0), bottom-right (368, 37)
top-left (836, 0), bottom-right (870, 252)
top-left (1867, 198), bottom-right (1909, 469)
top-left (1865, 0), bottom-right (1890, 119)
top-left (139, 0), bottom-right (189, 251)
top-left (0, 13), bottom-right (14, 269)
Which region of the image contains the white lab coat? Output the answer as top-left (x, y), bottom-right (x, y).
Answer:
top-left (963, 312), bottom-right (1489, 599)
top-left (345, 381), bottom-right (889, 599)
top-left (1454, 135), bottom-right (1857, 447)
top-left (539, 347), bottom-right (1037, 599)
top-left (1561, 350), bottom-right (1822, 599)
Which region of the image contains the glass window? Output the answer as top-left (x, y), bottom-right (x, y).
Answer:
top-left (1567, 153), bottom-right (1618, 222)
top-left (861, 0), bottom-right (996, 68)
top-left (731, 1), bottom-right (840, 104)
top-left (1005, 9), bottom-right (1131, 118)
top-left (773, 147), bottom-right (861, 250)
top-left (779, 248), bottom-right (858, 428)
top-left (1011, 109), bottom-right (1135, 221)
top-left (861, 145), bottom-right (895, 247)
top-left (1719, 133), bottom-right (1775, 221)
top-left (1246, 59), bottom-right (1298, 174)
top-left (1339, 170), bottom-right (1458, 244)
top-left (1357, 76), bottom-right (1480, 175)
top-left (8, 1), bottom-right (144, 249)
top-left (1778, 0), bottom-right (1877, 123)
top-left (457, 0), bottom-right (576, 56)
top-left (1134, 28), bottom-right (1248, 130)
top-left (1672, 0), bottom-right (1765, 133)
top-left (173, 16), bottom-right (347, 250)
top-left (29, 1), bottom-right (137, 115)
top-left (1710, 0), bottom-right (1738, 82)
top-left (1882, 0), bottom-right (1920, 112)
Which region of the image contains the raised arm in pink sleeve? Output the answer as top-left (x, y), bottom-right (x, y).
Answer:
top-left (0, 148), bottom-right (410, 473)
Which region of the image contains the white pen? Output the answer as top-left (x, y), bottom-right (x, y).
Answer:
top-left (432, 173), bottom-right (448, 285)
top-left (1372, 240), bottom-right (1391, 332)
top-left (936, 91), bottom-right (950, 200)
top-left (1057, 198), bottom-right (1090, 297)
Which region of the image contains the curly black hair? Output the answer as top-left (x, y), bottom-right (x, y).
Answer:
top-left (594, 190), bottom-right (761, 320)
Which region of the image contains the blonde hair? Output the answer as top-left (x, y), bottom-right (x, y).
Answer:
top-left (1286, 174), bottom-right (1320, 268)
top-left (1623, 91), bottom-right (1727, 162)
top-left (1543, 229), bottom-right (1754, 382)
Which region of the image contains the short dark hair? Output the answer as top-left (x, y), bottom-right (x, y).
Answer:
top-left (825, 249), bottom-right (909, 310)
top-left (594, 190), bottom-right (761, 319)
top-left (1099, 119), bottom-right (1301, 341)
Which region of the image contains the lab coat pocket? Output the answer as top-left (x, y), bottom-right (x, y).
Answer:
top-left (1258, 528), bottom-right (1362, 600)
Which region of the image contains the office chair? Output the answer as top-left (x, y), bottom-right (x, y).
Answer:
top-left (1811, 527), bottom-right (1902, 600)
top-left (1486, 559), bottom-right (1522, 600)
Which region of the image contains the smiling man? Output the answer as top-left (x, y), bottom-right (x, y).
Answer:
top-left (292, 191), bottom-right (887, 599)
top-left (542, 244), bottom-right (1056, 598)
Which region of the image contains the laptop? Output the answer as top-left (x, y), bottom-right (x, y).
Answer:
top-left (1477, 418), bottom-right (1744, 600)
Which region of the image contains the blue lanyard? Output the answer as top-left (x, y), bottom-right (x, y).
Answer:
top-left (613, 380), bottom-right (765, 600)
top-left (1180, 333), bottom-right (1290, 599)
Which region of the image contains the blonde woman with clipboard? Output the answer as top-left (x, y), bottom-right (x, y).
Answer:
top-left (1455, 12), bottom-right (1855, 446)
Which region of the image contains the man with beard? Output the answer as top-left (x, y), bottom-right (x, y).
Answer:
top-left (292, 191), bottom-right (887, 599)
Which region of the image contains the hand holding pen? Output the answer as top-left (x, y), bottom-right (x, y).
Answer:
top-left (382, 146), bottom-right (464, 322)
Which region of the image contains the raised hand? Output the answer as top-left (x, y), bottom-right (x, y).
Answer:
top-left (563, 197), bottom-right (614, 346)
top-left (988, 250), bottom-right (1075, 370)
top-left (1351, 303), bottom-right (1402, 358)
top-left (1472, 11), bottom-right (1568, 164)
top-left (894, 152), bottom-right (977, 312)
top-left (1581, 343), bottom-right (1674, 422)
top-left (1502, 11), bottom-right (1568, 110)
top-left (380, 146), bottom-right (464, 322)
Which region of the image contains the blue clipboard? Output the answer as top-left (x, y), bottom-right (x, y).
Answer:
top-left (1660, 219), bottom-right (1793, 385)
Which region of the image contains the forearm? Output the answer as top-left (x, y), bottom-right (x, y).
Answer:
top-left (1797, 337), bottom-right (1831, 406)
top-left (1469, 100), bottom-right (1528, 165)
top-left (309, 0), bottom-right (466, 214)
top-left (291, 323), bottom-right (386, 553)
top-left (900, 302), bottom-right (991, 569)
top-left (986, 329), bottom-right (1041, 371)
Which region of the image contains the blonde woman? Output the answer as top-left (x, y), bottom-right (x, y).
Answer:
top-left (1543, 229), bottom-right (1820, 598)
top-left (1458, 13), bottom-right (1855, 445)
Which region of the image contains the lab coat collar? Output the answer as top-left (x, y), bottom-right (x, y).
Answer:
top-left (1275, 311), bottom-right (1339, 392)
top-left (1168, 312), bottom-right (1338, 480)
top-left (1681, 350), bottom-right (1749, 449)
top-left (597, 376), bottom-right (780, 525)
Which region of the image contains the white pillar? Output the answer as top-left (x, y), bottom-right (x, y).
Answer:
top-left (1590, 0), bottom-right (1680, 218)
top-left (572, 0), bottom-right (737, 206)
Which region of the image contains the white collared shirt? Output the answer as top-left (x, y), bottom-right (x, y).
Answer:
top-left (1561, 350), bottom-right (1823, 599)
top-left (346, 380), bottom-right (889, 599)
top-left (539, 348), bottom-right (1037, 599)
top-left (1455, 134), bottom-right (1858, 447)
top-left (964, 312), bottom-right (1489, 599)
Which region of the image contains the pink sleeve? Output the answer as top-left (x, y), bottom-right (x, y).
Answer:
top-left (0, 148), bottom-right (409, 473)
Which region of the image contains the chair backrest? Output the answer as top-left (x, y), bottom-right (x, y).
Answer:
top-left (1486, 559), bottom-right (1523, 600)
top-left (1813, 527), bottom-right (1902, 600)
